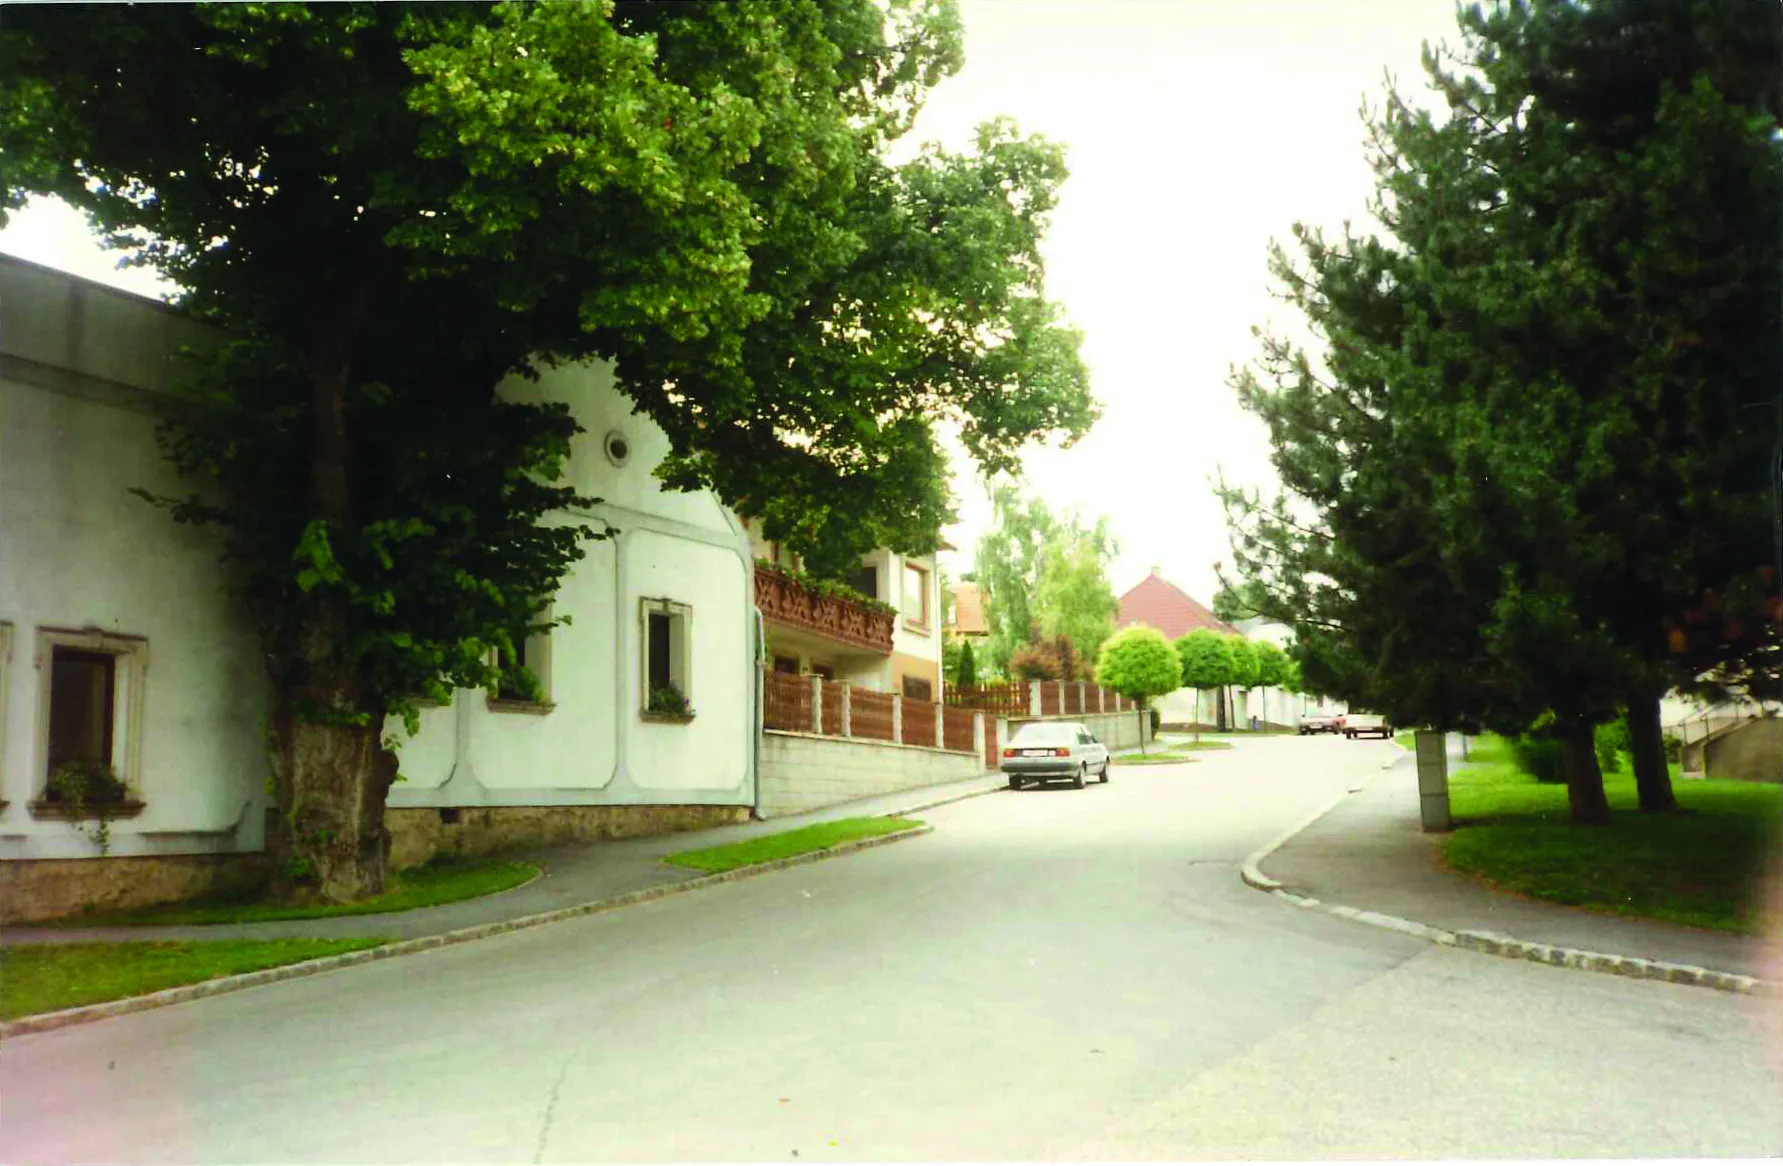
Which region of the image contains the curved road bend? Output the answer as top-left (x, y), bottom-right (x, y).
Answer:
top-left (3, 737), bottom-right (1779, 1162)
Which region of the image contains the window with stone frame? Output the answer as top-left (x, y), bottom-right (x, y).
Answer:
top-left (30, 628), bottom-right (149, 816)
top-left (641, 598), bottom-right (693, 720)
top-left (489, 608), bottom-right (554, 712)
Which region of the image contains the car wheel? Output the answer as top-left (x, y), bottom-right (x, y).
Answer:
top-left (1099, 759), bottom-right (1110, 783)
top-left (1008, 775), bottom-right (1022, 790)
top-left (1073, 764), bottom-right (1087, 789)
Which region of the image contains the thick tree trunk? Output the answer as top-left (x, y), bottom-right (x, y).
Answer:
top-left (1561, 722), bottom-right (1613, 826)
top-left (1626, 689), bottom-right (1676, 813)
top-left (264, 287), bottom-right (394, 901)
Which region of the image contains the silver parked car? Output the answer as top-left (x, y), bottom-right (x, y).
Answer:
top-left (1001, 721), bottom-right (1111, 789)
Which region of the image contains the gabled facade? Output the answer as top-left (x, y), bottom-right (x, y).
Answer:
top-left (0, 256), bottom-right (759, 920)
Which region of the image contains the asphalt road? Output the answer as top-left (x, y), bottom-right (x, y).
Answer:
top-left (4, 737), bottom-right (1780, 1162)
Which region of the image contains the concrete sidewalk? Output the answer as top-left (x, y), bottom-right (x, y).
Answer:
top-left (1259, 749), bottom-right (1783, 983)
top-left (0, 770), bottom-right (1012, 947)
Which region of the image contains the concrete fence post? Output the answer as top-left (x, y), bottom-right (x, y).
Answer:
top-left (892, 695), bottom-right (903, 745)
top-left (810, 676), bottom-right (824, 734)
top-left (973, 712), bottom-right (986, 766)
top-left (1097, 685), bottom-right (1106, 713)
top-left (934, 701), bottom-right (945, 750)
top-left (840, 685), bottom-right (852, 738)
top-left (1415, 729), bottom-right (1451, 832)
top-left (1076, 681), bottom-right (1087, 715)
top-left (1029, 680), bottom-right (1043, 717)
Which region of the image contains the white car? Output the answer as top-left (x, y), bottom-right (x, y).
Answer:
top-left (1000, 721), bottom-right (1111, 789)
top-left (1343, 713), bottom-right (1393, 739)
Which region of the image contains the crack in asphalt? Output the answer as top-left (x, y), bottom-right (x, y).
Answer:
top-left (533, 1054), bottom-right (574, 1163)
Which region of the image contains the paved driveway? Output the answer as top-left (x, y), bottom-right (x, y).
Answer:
top-left (3, 738), bottom-right (1779, 1162)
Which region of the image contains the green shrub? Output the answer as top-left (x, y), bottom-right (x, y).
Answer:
top-left (1508, 733), bottom-right (1568, 783)
top-left (1663, 732), bottom-right (1683, 763)
top-left (1149, 707), bottom-right (1161, 735)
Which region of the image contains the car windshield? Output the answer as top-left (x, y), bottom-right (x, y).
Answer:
top-left (1009, 724), bottom-right (1077, 746)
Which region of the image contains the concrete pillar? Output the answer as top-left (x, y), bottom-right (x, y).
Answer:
top-left (973, 712), bottom-right (986, 765)
top-left (892, 695), bottom-right (903, 744)
top-left (840, 685), bottom-right (852, 737)
top-left (1076, 681), bottom-right (1088, 715)
top-left (934, 701), bottom-right (945, 750)
top-left (1097, 685), bottom-right (1106, 713)
top-left (810, 676), bottom-right (824, 734)
top-left (1415, 729), bottom-right (1451, 832)
top-left (1028, 680), bottom-right (1043, 717)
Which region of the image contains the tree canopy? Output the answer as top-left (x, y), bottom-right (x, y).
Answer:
top-left (1219, 0), bottom-right (1781, 823)
top-left (974, 479), bottom-right (1117, 670)
top-left (0, 1), bottom-right (1096, 896)
top-left (1095, 626), bottom-right (1180, 705)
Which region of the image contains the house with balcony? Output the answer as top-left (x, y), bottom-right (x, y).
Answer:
top-left (747, 526), bottom-right (946, 703)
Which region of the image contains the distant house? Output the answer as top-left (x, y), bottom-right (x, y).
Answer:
top-left (1116, 570), bottom-right (1239, 640)
top-left (1114, 571), bottom-right (1338, 730)
top-left (947, 582), bottom-right (988, 641)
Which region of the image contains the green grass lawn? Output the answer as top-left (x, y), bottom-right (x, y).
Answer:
top-left (1, 939), bottom-right (387, 1020)
top-left (1113, 751), bottom-right (1199, 765)
top-left (1441, 736), bottom-right (1782, 933)
top-left (664, 817), bottom-right (922, 873)
top-left (1394, 731), bottom-right (1415, 750)
top-left (53, 855), bottom-right (539, 927)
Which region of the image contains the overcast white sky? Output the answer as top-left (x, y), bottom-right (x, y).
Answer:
top-left (0, 0), bottom-right (1463, 603)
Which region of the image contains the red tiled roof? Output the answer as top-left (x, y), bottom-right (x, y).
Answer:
top-left (1115, 572), bottom-right (1238, 640)
top-left (949, 582), bottom-right (988, 636)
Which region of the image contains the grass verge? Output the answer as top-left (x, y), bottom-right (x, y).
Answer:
top-left (664, 817), bottom-right (922, 873)
top-left (1, 938), bottom-right (386, 1020)
top-left (1394, 731), bottom-right (1415, 750)
top-left (1113, 751), bottom-right (1199, 765)
top-left (53, 855), bottom-right (539, 927)
top-left (1441, 736), bottom-right (1781, 934)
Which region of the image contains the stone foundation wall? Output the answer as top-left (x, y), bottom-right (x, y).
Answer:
top-left (1, 804), bottom-right (751, 923)
top-left (384, 803), bottom-right (753, 869)
top-left (0, 852), bottom-right (270, 925)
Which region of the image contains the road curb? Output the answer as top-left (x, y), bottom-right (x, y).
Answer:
top-left (0, 823), bottom-right (935, 1041)
top-left (1241, 782), bottom-right (1780, 998)
top-left (1239, 784), bottom-right (1363, 893)
top-left (887, 781), bottom-right (1006, 817)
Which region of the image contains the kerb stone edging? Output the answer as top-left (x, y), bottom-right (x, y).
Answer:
top-left (1240, 778), bottom-right (1780, 998)
top-left (0, 822), bottom-right (936, 1041)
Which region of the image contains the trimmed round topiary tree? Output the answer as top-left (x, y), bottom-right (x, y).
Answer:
top-left (1095, 626), bottom-right (1181, 755)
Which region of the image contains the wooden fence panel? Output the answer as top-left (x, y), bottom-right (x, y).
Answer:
top-left (947, 684), bottom-right (1026, 715)
top-left (1040, 681), bottom-right (1061, 716)
top-left (850, 688), bottom-right (895, 741)
top-left (763, 670), bottom-right (812, 733)
top-left (943, 707), bottom-right (976, 754)
top-left (903, 696), bottom-right (937, 748)
top-left (821, 681), bottom-right (849, 738)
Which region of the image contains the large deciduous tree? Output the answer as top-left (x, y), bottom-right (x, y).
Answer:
top-left (1, 1), bottom-right (1094, 898)
top-left (974, 481), bottom-right (1117, 671)
top-left (1220, 0), bottom-right (1780, 824)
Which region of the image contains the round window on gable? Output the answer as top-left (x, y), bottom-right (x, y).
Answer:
top-left (604, 431), bottom-right (631, 467)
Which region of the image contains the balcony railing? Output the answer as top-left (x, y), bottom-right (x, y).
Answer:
top-left (754, 564), bottom-right (894, 654)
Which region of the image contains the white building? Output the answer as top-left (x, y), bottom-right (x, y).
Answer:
top-left (0, 256), bottom-right (760, 920)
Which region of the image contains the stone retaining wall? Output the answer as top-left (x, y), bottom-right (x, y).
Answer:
top-left (385, 803), bottom-right (753, 869)
top-left (758, 731), bottom-right (982, 818)
top-left (0, 852), bottom-right (270, 925)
